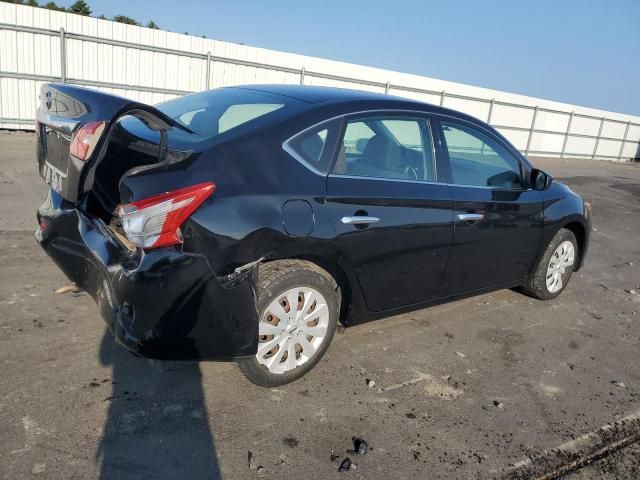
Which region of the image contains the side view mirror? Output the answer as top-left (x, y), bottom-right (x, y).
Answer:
top-left (530, 168), bottom-right (553, 191)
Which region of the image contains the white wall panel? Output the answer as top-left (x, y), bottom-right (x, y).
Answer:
top-left (626, 125), bottom-right (640, 143)
top-left (621, 142), bottom-right (640, 159)
top-left (0, 3), bottom-right (639, 160)
top-left (388, 89), bottom-right (441, 106)
top-left (534, 110), bottom-right (569, 133)
top-left (0, 30), bottom-right (18, 72)
top-left (442, 96), bottom-right (490, 121)
top-left (491, 104), bottom-right (534, 129)
top-left (601, 120), bottom-right (626, 139)
top-left (596, 139), bottom-right (622, 158)
top-left (570, 116), bottom-right (602, 136)
top-left (0, 77), bottom-right (20, 119)
top-left (565, 136), bottom-right (597, 156)
top-left (529, 132), bottom-right (565, 153)
top-left (496, 128), bottom-right (529, 150)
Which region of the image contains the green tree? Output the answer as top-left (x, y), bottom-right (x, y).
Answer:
top-left (112, 15), bottom-right (139, 25)
top-left (43, 1), bottom-right (64, 10)
top-left (69, 0), bottom-right (90, 15)
top-left (97, 13), bottom-right (106, 20)
top-left (26, 0), bottom-right (39, 6)
top-left (146, 20), bottom-right (159, 29)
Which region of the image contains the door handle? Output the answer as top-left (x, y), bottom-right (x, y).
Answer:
top-left (341, 216), bottom-right (380, 225)
top-left (457, 213), bottom-right (484, 222)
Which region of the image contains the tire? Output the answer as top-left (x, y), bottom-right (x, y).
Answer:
top-left (522, 228), bottom-right (578, 300)
top-left (237, 260), bottom-right (339, 387)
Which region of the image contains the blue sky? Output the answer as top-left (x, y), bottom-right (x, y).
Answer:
top-left (61, 0), bottom-right (639, 115)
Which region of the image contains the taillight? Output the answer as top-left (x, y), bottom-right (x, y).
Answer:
top-left (70, 121), bottom-right (106, 161)
top-left (116, 182), bottom-right (215, 249)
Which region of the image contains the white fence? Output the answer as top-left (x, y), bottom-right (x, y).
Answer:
top-left (1, 3), bottom-right (639, 161)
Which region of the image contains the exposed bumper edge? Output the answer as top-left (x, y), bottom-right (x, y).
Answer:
top-left (36, 189), bottom-right (259, 360)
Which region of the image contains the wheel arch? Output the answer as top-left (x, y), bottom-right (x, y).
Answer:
top-left (261, 254), bottom-right (361, 326)
top-left (560, 219), bottom-right (588, 271)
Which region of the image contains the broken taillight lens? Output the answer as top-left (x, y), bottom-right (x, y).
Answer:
top-left (116, 182), bottom-right (215, 249)
top-left (70, 121), bottom-right (106, 161)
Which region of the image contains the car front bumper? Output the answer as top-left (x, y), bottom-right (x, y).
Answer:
top-left (35, 189), bottom-right (259, 360)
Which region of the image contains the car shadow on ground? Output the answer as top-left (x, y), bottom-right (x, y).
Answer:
top-left (96, 331), bottom-right (221, 480)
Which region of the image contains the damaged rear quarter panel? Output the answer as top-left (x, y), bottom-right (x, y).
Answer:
top-left (37, 190), bottom-right (259, 360)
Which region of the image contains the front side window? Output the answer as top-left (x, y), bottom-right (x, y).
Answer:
top-left (441, 121), bottom-right (522, 189)
top-left (334, 116), bottom-right (435, 181)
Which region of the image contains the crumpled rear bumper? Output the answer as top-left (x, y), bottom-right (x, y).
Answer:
top-left (36, 189), bottom-right (259, 360)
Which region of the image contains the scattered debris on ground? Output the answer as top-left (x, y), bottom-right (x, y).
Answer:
top-left (338, 458), bottom-right (353, 472)
top-left (347, 437), bottom-right (368, 455)
top-left (282, 436), bottom-right (299, 448)
top-left (54, 283), bottom-right (80, 294)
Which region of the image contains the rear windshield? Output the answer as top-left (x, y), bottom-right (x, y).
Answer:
top-left (156, 88), bottom-right (290, 140)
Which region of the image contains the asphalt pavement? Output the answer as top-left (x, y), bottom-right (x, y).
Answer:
top-left (0, 132), bottom-right (638, 479)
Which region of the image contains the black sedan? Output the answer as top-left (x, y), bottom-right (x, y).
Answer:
top-left (35, 83), bottom-right (591, 386)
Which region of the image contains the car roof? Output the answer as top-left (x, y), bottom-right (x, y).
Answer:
top-left (229, 84), bottom-right (483, 123)
top-left (224, 84), bottom-right (507, 147)
top-left (232, 84), bottom-right (414, 105)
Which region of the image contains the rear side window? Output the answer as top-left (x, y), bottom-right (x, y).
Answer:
top-left (441, 121), bottom-right (522, 189)
top-left (284, 120), bottom-right (340, 174)
top-left (334, 116), bottom-right (435, 182)
top-left (157, 88), bottom-right (288, 140)
top-left (218, 104), bottom-right (283, 133)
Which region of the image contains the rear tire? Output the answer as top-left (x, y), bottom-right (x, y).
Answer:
top-left (522, 228), bottom-right (578, 300)
top-left (237, 260), bottom-right (339, 387)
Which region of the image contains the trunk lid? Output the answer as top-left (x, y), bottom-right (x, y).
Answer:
top-left (36, 83), bottom-right (187, 203)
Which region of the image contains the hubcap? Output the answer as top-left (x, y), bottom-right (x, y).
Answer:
top-left (256, 286), bottom-right (330, 374)
top-left (546, 240), bottom-right (575, 293)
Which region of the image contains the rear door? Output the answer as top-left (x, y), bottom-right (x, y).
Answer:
top-left (433, 117), bottom-right (544, 295)
top-left (36, 83), bottom-right (184, 203)
top-left (325, 113), bottom-right (454, 312)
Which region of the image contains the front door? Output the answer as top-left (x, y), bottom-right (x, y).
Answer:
top-left (434, 117), bottom-right (544, 295)
top-left (325, 113), bottom-right (454, 311)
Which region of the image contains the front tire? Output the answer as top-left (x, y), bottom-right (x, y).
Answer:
top-left (522, 228), bottom-right (578, 300)
top-left (237, 260), bottom-right (339, 387)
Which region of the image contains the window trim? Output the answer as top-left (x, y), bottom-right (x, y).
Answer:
top-left (435, 115), bottom-right (529, 191)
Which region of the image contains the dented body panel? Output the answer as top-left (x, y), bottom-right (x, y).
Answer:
top-left (36, 189), bottom-right (258, 360)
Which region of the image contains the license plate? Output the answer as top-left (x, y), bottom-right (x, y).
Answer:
top-left (42, 161), bottom-right (66, 193)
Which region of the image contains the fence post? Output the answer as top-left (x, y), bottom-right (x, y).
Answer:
top-left (560, 112), bottom-right (574, 159)
top-left (439, 90), bottom-right (446, 106)
top-left (205, 51), bottom-right (211, 90)
top-left (617, 121), bottom-right (631, 161)
top-left (385, 81), bottom-right (390, 94)
top-left (525, 106), bottom-right (538, 156)
top-left (59, 27), bottom-right (66, 83)
top-left (591, 117), bottom-right (605, 160)
top-left (487, 99), bottom-right (495, 124)
top-left (300, 67), bottom-right (305, 85)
